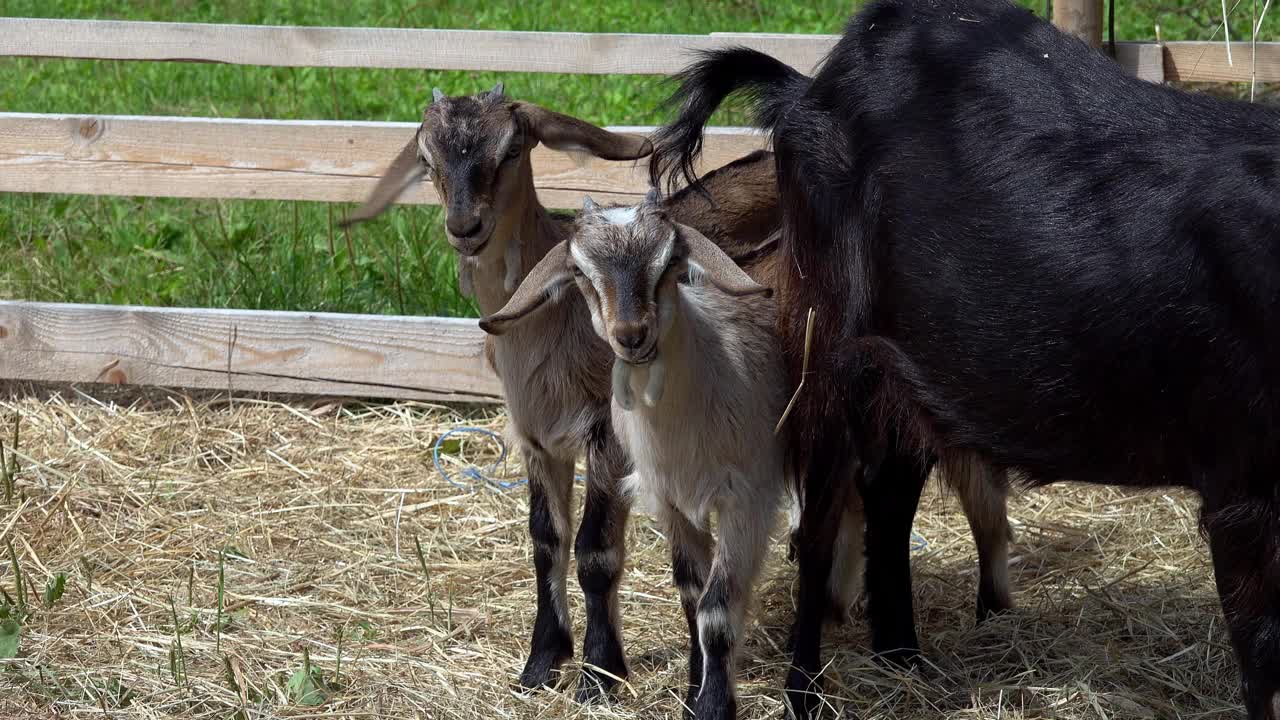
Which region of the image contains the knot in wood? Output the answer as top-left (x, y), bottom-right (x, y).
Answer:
top-left (77, 117), bottom-right (103, 142)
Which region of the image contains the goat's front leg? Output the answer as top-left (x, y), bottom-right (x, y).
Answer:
top-left (693, 500), bottom-right (774, 720)
top-left (661, 508), bottom-right (714, 718)
top-left (573, 424), bottom-right (631, 701)
top-left (517, 445), bottom-right (575, 690)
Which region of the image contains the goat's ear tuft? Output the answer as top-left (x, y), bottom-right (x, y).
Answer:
top-left (490, 81), bottom-right (504, 98)
top-left (339, 134), bottom-right (426, 228)
top-left (583, 195), bottom-right (599, 213)
top-left (514, 102), bottom-right (652, 161)
top-left (677, 223), bottom-right (772, 298)
top-left (432, 87), bottom-right (445, 103)
top-left (479, 241), bottom-right (576, 335)
top-left (644, 187), bottom-right (662, 206)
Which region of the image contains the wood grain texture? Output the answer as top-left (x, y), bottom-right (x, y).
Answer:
top-left (1163, 41), bottom-right (1280, 82)
top-left (0, 302), bottom-right (503, 403)
top-left (1053, 0), bottom-right (1104, 47)
top-left (0, 18), bottom-right (1168, 81)
top-left (0, 19), bottom-right (838, 74)
top-left (0, 114), bottom-right (768, 208)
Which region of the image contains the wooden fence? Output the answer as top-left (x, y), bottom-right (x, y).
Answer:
top-left (2, 13), bottom-right (1277, 402)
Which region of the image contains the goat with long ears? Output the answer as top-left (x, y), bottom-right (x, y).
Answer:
top-left (483, 191), bottom-right (785, 720)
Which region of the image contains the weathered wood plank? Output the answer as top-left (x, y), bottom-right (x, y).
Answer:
top-left (0, 114), bottom-right (767, 208)
top-left (0, 19), bottom-right (838, 75)
top-left (0, 18), bottom-right (1168, 82)
top-left (0, 302), bottom-right (503, 403)
top-left (1163, 41), bottom-right (1280, 83)
top-left (1053, 0), bottom-right (1104, 47)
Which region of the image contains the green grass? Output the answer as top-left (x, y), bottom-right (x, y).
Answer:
top-left (0, 0), bottom-right (1263, 317)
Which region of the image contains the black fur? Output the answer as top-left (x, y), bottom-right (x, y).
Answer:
top-left (672, 544), bottom-right (705, 720)
top-left (652, 1), bottom-right (1280, 717)
top-left (574, 424), bottom-right (631, 702)
top-left (694, 575), bottom-right (736, 720)
top-left (519, 478), bottom-right (573, 690)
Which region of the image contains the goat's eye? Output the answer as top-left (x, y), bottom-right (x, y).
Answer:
top-left (505, 144), bottom-right (522, 161)
top-left (572, 267), bottom-right (584, 278)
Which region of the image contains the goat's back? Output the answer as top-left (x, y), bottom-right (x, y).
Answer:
top-left (775, 0), bottom-right (1280, 490)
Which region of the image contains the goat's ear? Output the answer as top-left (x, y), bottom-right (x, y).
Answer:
top-left (340, 134), bottom-right (426, 228)
top-left (678, 223), bottom-right (772, 298)
top-left (478, 241), bottom-right (575, 335)
top-left (514, 102), bottom-right (652, 161)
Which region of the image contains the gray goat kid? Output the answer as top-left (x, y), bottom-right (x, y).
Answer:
top-left (342, 85), bottom-right (783, 700)
top-left (482, 191), bottom-right (786, 720)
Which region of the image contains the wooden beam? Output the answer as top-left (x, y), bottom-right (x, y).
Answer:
top-left (0, 18), bottom-right (1170, 82)
top-left (0, 114), bottom-right (767, 208)
top-left (0, 19), bottom-right (839, 75)
top-left (1163, 41), bottom-right (1280, 83)
top-left (0, 302), bottom-right (502, 403)
top-left (1054, 0), bottom-right (1105, 47)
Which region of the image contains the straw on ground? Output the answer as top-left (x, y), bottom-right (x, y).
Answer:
top-left (0, 383), bottom-right (1240, 719)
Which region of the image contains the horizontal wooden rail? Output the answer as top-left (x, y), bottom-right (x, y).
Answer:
top-left (0, 18), bottom-right (1170, 81)
top-left (0, 20), bottom-right (839, 75)
top-left (0, 302), bottom-right (502, 403)
top-left (0, 114), bottom-right (767, 208)
top-left (1163, 41), bottom-right (1280, 82)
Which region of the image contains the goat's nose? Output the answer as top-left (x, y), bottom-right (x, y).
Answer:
top-left (614, 324), bottom-right (648, 350)
top-left (447, 216), bottom-right (482, 238)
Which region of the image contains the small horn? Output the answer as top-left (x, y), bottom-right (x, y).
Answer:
top-left (432, 87), bottom-right (445, 102)
top-left (583, 195), bottom-right (599, 212)
top-left (491, 81), bottom-right (505, 97)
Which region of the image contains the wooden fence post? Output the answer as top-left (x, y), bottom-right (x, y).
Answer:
top-left (1053, 0), bottom-right (1105, 47)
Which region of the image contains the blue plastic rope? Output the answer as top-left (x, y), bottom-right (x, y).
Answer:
top-left (910, 531), bottom-right (929, 553)
top-left (432, 427), bottom-right (525, 491)
top-left (432, 426), bottom-right (584, 491)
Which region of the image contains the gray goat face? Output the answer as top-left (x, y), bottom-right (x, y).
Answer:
top-left (570, 200), bottom-right (685, 366)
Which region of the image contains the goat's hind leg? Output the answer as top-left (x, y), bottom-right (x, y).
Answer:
top-left (693, 500), bottom-right (775, 720)
top-left (785, 448), bottom-right (859, 720)
top-left (861, 440), bottom-right (927, 666)
top-left (574, 425), bottom-right (632, 702)
top-left (1201, 487), bottom-right (1280, 720)
top-left (518, 446), bottom-right (576, 690)
top-left (662, 509), bottom-right (714, 718)
top-left (943, 453), bottom-right (1014, 621)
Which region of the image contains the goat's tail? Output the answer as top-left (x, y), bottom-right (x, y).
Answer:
top-left (649, 47), bottom-right (809, 195)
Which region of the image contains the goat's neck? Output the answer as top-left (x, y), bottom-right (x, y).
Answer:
top-left (468, 180), bottom-right (569, 317)
top-left (629, 291), bottom-right (705, 412)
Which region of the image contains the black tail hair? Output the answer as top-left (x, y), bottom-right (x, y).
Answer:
top-left (649, 47), bottom-right (809, 195)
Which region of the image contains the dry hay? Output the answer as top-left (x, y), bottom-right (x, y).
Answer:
top-left (0, 383), bottom-right (1242, 719)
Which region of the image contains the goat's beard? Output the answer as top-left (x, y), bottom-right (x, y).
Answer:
top-left (612, 356), bottom-right (666, 410)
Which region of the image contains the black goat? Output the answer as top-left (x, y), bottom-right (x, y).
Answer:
top-left (650, 1), bottom-right (1280, 718)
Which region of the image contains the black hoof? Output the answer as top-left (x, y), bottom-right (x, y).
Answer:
top-left (682, 686), bottom-right (700, 720)
top-left (574, 664), bottom-right (625, 703)
top-left (693, 686), bottom-right (736, 720)
top-left (876, 646), bottom-right (921, 670)
top-left (975, 592), bottom-right (1014, 624)
top-left (783, 668), bottom-right (823, 720)
top-left (518, 649), bottom-right (571, 691)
